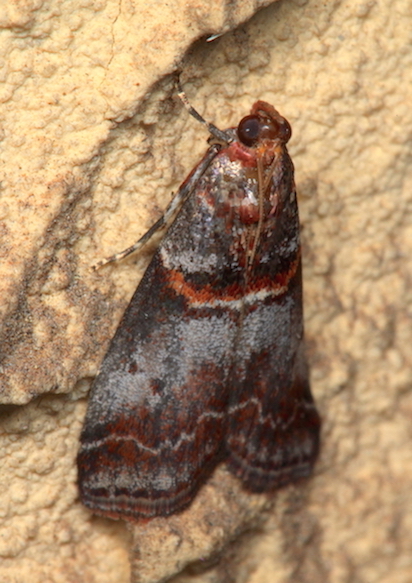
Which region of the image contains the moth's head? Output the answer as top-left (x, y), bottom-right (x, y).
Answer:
top-left (237, 101), bottom-right (292, 148)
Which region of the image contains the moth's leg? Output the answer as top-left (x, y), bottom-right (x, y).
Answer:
top-left (93, 144), bottom-right (222, 269)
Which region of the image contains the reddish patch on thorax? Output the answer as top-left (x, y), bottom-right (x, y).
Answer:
top-left (227, 142), bottom-right (257, 166)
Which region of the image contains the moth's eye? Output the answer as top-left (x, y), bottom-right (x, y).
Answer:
top-left (237, 114), bottom-right (292, 147)
top-left (275, 118), bottom-right (292, 142)
top-left (237, 115), bottom-right (261, 147)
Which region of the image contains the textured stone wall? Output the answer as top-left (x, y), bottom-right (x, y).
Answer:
top-left (1, 0), bottom-right (411, 582)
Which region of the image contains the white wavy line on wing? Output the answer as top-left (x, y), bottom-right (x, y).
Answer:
top-left (80, 409), bottom-right (226, 455)
top-left (228, 395), bottom-right (318, 431)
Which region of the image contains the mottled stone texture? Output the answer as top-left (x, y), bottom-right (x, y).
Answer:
top-left (1, 0), bottom-right (412, 582)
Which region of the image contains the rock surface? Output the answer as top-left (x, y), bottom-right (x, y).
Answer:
top-left (1, 0), bottom-right (412, 582)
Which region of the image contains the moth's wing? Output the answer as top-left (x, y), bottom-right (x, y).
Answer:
top-left (226, 264), bottom-right (321, 491)
top-left (77, 249), bottom-right (234, 520)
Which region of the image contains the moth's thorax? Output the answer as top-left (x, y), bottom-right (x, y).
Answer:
top-left (161, 128), bottom-right (297, 277)
top-left (199, 137), bottom-right (291, 227)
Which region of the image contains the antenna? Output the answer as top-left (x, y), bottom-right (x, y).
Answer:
top-left (177, 82), bottom-right (233, 144)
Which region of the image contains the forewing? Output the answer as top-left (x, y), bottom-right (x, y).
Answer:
top-left (78, 252), bottom-right (234, 520)
top-left (226, 264), bottom-right (320, 491)
top-left (222, 119), bottom-right (321, 491)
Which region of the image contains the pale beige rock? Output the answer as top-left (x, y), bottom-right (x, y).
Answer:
top-left (0, 0), bottom-right (274, 405)
top-left (1, 0), bottom-right (412, 582)
top-left (129, 470), bottom-right (273, 583)
top-left (0, 387), bottom-right (131, 582)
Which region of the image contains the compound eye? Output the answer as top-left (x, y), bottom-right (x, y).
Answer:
top-left (237, 115), bottom-right (261, 147)
top-left (276, 117), bottom-right (292, 142)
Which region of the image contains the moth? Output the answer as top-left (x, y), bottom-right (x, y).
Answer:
top-left (77, 96), bottom-right (321, 520)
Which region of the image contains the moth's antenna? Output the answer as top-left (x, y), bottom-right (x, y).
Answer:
top-left (93, 82), bottom-right (231, 270)
top-left (177, 82), bottom-right (233, 144)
